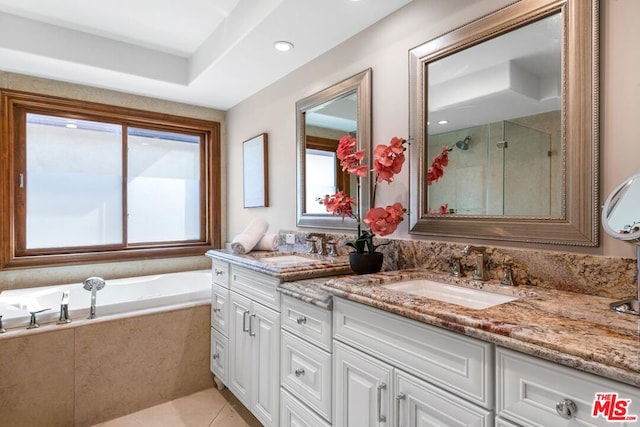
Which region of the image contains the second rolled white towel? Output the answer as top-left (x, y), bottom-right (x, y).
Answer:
top-left (230, 217), bottom-right (269, 254)
top-left (253, 233), bottom-right (279, 251)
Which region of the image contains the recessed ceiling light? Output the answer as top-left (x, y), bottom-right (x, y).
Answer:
top-left (438, 120), bottom-right (449, 125)
top-left (274, 41), bottom-right (294, 52)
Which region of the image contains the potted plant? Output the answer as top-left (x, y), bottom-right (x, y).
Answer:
top-left (319, 135), bottom-right (408, 274)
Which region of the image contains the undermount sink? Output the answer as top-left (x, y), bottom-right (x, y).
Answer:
top-left (382, 279), bottom-right (519, 309)
top-left (258, 254), bottom-right (321, 266)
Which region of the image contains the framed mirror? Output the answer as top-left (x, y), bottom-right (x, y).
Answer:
top-left (296, 69), bottom-right (372, 229)
top-left (408, 0), bottom-right (599, 246)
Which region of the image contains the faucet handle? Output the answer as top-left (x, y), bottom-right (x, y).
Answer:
top-left (450, 258), bottom-right (464, 277)
top-left (327, 240), bottom-right (338, 258)
top-left (501, 264), bottom-right (515, 286)
top-left (305, 238), bottom-right (319, 254)
top-left (0, 315), bottom-right (6, 333)
top-left (27, 308), bottom-right (50, 329)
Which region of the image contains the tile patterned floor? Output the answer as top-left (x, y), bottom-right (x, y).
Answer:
top-left (91, 387), bottom-right (262, 427)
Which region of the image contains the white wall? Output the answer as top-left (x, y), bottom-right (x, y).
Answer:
top-left (226, 0), bottom-right (640, 259)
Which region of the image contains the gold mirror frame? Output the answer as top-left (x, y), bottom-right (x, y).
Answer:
top-left (408, 0), bottom-right (599, 246)
top-left (296, 69), bottom-right (372, 229)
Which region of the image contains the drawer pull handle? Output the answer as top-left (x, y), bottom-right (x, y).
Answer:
top-left (556, 398), bottom-right (578, 419)
top-left (214, 269), bottom-right (224, 276)
top-left (294, 368), bottom-right (305, 377)
top-left (242, 310), bottom-right (250, 332)
top-left (377, 383), bottom-right (387, 422)
top-left (212, 353), bottom-right (220, 360)
top-left (249, 314), bottom-right (256, 337)
top-left (296, 316), bottom-right (307, 324)
top-left (396, 393), bottom-right (406, 427)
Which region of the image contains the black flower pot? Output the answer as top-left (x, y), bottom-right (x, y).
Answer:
top-left (349, 252), bottom-right (384, 275)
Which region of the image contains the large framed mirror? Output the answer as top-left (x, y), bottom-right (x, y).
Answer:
top-left (408, 0), bottom-right (599, 246)
top-left (296, 69), bottom-right (372, 229)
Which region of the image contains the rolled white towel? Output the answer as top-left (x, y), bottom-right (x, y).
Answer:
top-left (230, 217), bottom-right (269, 254)
top-left (254, 233), bottom-right (279, 251)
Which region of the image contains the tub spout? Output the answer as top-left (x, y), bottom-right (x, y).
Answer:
top-left (83, 277), bottom-right (106, 319)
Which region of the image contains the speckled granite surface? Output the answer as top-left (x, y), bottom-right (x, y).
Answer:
top-left (321, 270), bottom-right (640, 387)
top-left (207, 247), bottom-right (640, 387)
top-left (205, 249), bottom-right (351, 282)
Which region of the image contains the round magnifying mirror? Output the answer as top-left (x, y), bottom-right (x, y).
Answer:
top-left (602, 173), bottom-right (640, 315)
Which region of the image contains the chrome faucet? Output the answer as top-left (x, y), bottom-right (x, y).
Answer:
top-left (83, 277), bottom-right (106, 319)
top-left (57, 291), bottom-right (71, 324)
top-left (462, 245), bottom-right (488, 281)
top-left (306, 233), bottom-right (329, 256)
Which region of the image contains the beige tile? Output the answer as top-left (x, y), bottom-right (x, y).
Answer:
top-left (0, 329), bottom-right (75, 427)
top-left (209, 404), bottom-right (249, 427)
top-left (74, 305), bottom-right (213, 426)
top-left (219, 389), bottom-right (262, 427)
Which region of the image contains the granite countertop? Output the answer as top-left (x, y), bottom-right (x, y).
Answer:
top-left (207, 249), bottom-right (639, 387)
top-left (205, 249), bottom-right (351, 282)
top-left (319, 269), bottom-right (640, 388)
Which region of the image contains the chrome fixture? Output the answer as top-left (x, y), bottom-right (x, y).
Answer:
top-left (500, 264), bottom-right (515, 286)
top-left (455, 136), bottom-right (471, 151)
top-left (462, 245), bottom-right (488, 281)
top-left (556, 398), bottom-right (578, 419)
top-left (0, 315), bottom-right (6, 333)
top-left (27, 308), bottom-right (50, 329)
top-left (306, 233), bottom-right (329, 256)
top-left (57, 291), bottom-right (71, 324)
top-left (450, 258), bottom-right (464, 278)
top-left (83, 277), bottom-right (106, 319)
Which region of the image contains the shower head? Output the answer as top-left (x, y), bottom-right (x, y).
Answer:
top-left (455, 136), bottom-right (471, 151)
top-left (83, 277), bottom-right (106, 292)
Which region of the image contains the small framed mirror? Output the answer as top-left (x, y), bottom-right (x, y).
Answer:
top-left (243, 133), bottom-right (269, 208)
top-left (296, 69), bottom-right (372, 229)
top-left (408, 0), bottom-right (599, 246)
top-left (602, 173), bottom-right (640, 315)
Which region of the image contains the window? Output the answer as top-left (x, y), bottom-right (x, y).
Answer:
top-left (1, 91), bottom-right (221, 268)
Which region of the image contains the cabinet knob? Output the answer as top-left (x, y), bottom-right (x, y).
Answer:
top-left (296, 316), bottom-right (307, 325)
top-left (214, 269), bottom-right (224, 276)
top-left (213, 307), bottom-right (221, 313)
top-left (556, 398), bottom-right (578, 419)
top-left (294, 368), bottom-right (305, 377)
top-left (212, 353), bottom-right (220, 360)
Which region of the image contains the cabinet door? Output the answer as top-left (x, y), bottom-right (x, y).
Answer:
top-left (395, 370), bottom-right (492, 427)
top-left (229, 291), bottom-right (253, 406)
top-left (211, 283), bottom-right (229, 336)
top-left (210, 327), bottom-right (228, 385)
top-left (334, 341), bottom-right (393, 427)
top-left (251, 301), bottom-right (280, 427)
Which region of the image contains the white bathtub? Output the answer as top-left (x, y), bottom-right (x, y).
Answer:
top-left (0, 270), bottom-right (212, 330)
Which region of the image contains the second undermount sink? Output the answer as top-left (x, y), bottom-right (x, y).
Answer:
top-left (382, 279), bottom-right (519, 309)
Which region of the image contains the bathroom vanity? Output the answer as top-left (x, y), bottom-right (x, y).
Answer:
top-left (206, 249), bottom-right (640, 427)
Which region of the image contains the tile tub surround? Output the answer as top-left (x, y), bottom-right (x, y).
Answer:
top-left (279, 231), bottom-right (638, 300)
top-left (321, 269), bottom-right (640, 387)
top-left (0, 304), bottom-right (213, 427)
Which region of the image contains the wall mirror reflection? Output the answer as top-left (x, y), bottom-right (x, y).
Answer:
top-left (408, 0), bottom-right (599, 246)
top-left (296, 69), bottom-right (371, 229)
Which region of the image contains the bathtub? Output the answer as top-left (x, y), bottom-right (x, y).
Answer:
top-left (0, 270), bottom-right (212, 330)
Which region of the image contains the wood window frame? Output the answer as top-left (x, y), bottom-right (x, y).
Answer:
top-left (0, 90), bottom-right (222, 269)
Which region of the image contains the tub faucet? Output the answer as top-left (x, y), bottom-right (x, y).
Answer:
top-left (83, 277), bottom-right (106, 319)
top-left (462, 245), bottom-right (488, 281)
top-left (57, 291), bottom-right (71, 324)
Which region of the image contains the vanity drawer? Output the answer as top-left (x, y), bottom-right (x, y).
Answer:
top-left (211, 283), bottom-right (230, 336)
top-left (281, 294), bottom-right (332, 351)
top-left (281, 330), bottom-right (332, 421)
top-left (211, 259), bottom-right (229, 288)
top-left (496, 347), bottom-right (640, 427)
top-left (231, 266), bottom-right (280, 311)
top-left (280, 388), bottom-right (331, 427)
top-left (210, 327), bottom-right (228, 386)
top-left (334, 297), bottom-right (494, 409)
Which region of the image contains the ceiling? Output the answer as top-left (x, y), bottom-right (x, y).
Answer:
top-left (0, 0), bottom-right (411, 110)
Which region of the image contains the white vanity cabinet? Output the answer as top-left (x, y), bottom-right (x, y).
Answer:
top-left (496, 347), bottom-right (640, 427)
top-left (280, 294), bottom-right (334, 427)
top-left (228, 265), bottom-right (280, 427)
top-left (333, 297), bottom-right (494, 426)
top-left (210, 259), bottom-right (230, 390)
